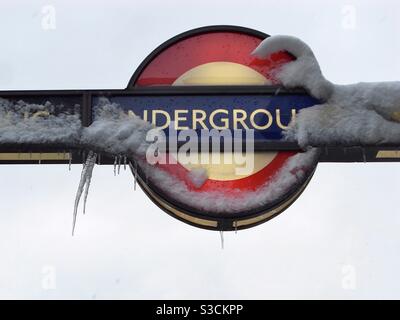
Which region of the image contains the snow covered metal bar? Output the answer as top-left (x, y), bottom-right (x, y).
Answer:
top-left (1, 85), bottom-right (400, 164)
top-left (0, 91), bottom-right (84, 164)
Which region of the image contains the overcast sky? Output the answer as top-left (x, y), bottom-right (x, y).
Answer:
top-left (0, 0), bottom-right (400, 299)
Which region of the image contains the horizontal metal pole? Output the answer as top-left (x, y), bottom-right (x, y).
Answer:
top-left (1, 141), bottom-right (400, 164)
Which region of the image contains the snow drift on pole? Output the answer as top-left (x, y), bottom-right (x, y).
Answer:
top-left (253, 35), bottom-right (400, 147)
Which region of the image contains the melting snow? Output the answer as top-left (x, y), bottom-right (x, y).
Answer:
top-left (81, 98), bottom-right (154, 157)
top-left (253, 35), bottom-right (400, 147)
top-left (187, 167), bottom-right (209, 189)
top-left (0, 98), bottom-right (81, 145)
top-left (138, 148), bottom-right (318, 213)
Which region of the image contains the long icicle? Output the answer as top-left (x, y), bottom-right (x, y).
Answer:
top-left (82, 152), bottom-right (97, 215)
top-left (72, 156), bottom-right (89, 235)
top-left (72, 151), bottom-right (96, 235)
top-left (219, 231), bottom-right (224, 250)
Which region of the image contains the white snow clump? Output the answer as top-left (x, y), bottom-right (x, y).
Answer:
top-left (253, 35), bottom-right (400, 147)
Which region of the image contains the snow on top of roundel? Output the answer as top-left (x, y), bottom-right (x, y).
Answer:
top-left (252, 35), bottom-right (400, 147)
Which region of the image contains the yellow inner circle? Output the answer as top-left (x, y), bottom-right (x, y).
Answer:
top-left (173, 61), bottom-right (271, 86)
top-left (173, 61), bottom-right (277, 181)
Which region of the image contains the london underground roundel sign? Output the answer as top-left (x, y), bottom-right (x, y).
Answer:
top-left (128, 26), bottom-right (319, 231)
top-left (0, 25), bottom-right (322, 232)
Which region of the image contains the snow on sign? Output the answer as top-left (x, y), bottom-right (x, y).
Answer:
top-left (1, 26), bottom-right (400, 232)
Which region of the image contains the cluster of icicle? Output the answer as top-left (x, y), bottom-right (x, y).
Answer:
top-left (72, 99), bottom-right (156, 234)
top-left (0, 97), bottom-right (156, 235)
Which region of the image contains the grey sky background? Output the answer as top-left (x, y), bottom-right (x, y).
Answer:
top-left (0, 0), bottom-right (400, 299)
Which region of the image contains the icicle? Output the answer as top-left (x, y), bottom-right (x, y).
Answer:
top-left (82, 152), bottom-right (97, 215)
top-left (97, 153), bottom-right (101, 165)
top-left (117, 155), bottom-right (121, 175)
top-left (72, 157), bottom-right (89, 235)
top-left (38, 153), bottom-right (42, 165)
top-left (219, 231), bottom-right (224, 250)
top-left (128, 161), bottom-right (138, 191)
top-left (234, 221), bottom-right (238, 234)
top-left (362, 147), bottom-right (366, 163)
top-left (68, 152), bottom-right (72, 171)
top-left (124, 156), bottom-right (127, 171)
top-left (113, 156), bottom-right (117, 176)
top-left (72, 151), bottom-right (97, 235)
